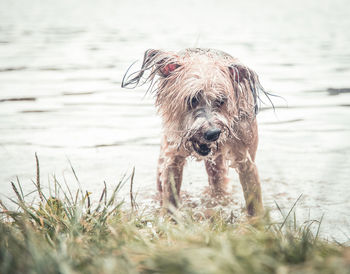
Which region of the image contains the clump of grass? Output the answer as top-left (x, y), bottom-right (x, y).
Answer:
top-left (0, 159), bottom-right (349, 274)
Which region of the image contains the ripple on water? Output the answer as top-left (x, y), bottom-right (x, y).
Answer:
top-left (327, 87), bottom-right (350, 96)
top-left (0, 97), bottom-right (36, 103)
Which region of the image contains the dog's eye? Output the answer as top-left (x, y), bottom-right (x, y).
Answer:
top-left (215, 98), bottom-right (226, 107)
top-left (189, 97), bottom-right (199, 109)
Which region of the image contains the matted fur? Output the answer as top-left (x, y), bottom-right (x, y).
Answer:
top-left (122, 48), bottom-right (271, 216)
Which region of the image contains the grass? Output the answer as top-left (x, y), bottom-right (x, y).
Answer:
top-left (0, 159), bottom-right (349, 274)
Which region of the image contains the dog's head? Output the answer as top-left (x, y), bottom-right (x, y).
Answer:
top-left (122, 48), bottom-right (267, 157)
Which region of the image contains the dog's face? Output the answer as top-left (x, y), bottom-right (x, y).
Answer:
top-left (180, 89), bottom-right (230, 156)
top-left (156, 56), bottom-right (237, 157)
top-left (121, 48), bottom-right (264, 157)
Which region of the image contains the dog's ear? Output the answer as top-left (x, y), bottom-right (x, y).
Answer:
top-left (158, 62), bottom-right (180, 77)
top-left (229, 64), bottom-right (276, 115)
top-left (228, 64), bottom-right (262, 115)
top-left (151, 50), bottom-right (180, 77)
top-left (228, 64), bottom-right (256, 83)
top-left (121, 49), bottom-right (180, 89)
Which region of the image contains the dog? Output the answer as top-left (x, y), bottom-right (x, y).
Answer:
top-left (122, 48), bottom-right (271, 216)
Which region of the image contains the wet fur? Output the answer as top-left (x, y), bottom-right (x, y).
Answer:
top-left (122, 48), bottom-right (269, 216)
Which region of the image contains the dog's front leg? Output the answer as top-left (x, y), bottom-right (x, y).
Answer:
top-left (205, 154), bottom-right (229, 196)
top-left (160, 155), bottom-right (186, 207)
top-left (157, 138), bottom-right (186, 207)
top-left (237, 155), bottom-right (263, 216)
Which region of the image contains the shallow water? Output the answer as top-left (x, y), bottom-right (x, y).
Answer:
top-left (0, 0), bottom-right (349, 241)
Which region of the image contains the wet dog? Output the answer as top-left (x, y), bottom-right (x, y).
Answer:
top-left (122, 48), bottom-right (271, 216)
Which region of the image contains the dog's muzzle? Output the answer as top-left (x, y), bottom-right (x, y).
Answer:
top-left (191, 128), bottom-right (221, 156)
top-left (204, 128), bottom-right (221, 142)
top-left (192, 140), bottom-right (211, 156)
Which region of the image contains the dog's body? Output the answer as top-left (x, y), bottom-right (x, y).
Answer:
top-left (122, 48), bottom-right (268, 216)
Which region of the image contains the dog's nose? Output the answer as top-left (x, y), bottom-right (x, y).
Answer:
top-left (204, 128), bottom-right (221, 142)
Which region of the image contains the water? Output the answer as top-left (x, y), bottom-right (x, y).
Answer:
top-left (0, 0), bottom-right (349, 241)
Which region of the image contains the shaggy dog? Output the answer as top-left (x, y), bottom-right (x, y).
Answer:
top-left (122, 48), bottom-right (272, 216)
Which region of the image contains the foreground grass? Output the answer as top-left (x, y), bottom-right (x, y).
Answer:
top-left (0, 165), bottom-right (349, 273)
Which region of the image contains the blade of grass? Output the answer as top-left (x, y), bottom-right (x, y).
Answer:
top-left (16, 176), bottom-right (25, 201)
top-left (130, 167), bottom-right (136, 212)
top-left (35, 153), bottom-right (44, 202)
top-left (280, 194), bottom-right (303, 231)
top-left (11, 182), bottom-right (23, 203)
top-left (61, 174), bottom-right (74, 205)
top-left (67, 158), bottom-right (84, 199)
top-left (274, 200), bottom-right (285, 219)
top-left (314, 214), bottom-right (324, 242)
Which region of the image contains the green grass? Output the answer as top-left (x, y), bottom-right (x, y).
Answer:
top-left (0, 160), bottom-right (349, 274)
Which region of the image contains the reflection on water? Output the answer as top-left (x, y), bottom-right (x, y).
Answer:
top-left (0, 0), bottom-right (349, 241)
